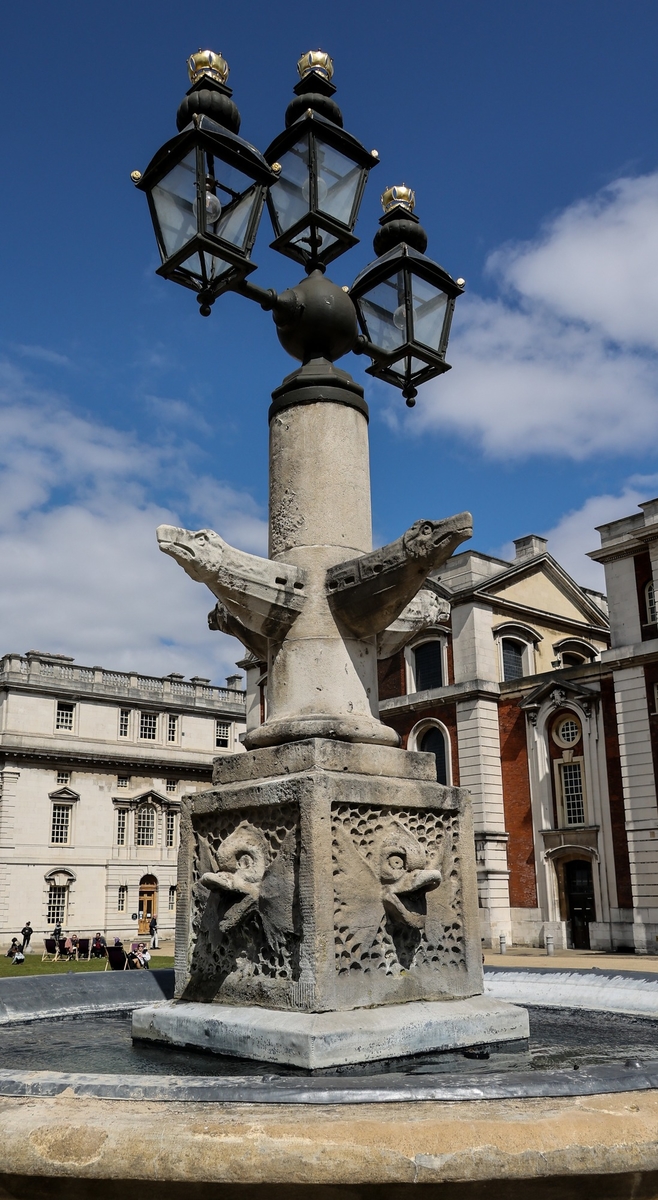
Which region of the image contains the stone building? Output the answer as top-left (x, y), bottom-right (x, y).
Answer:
top-left (0, 651), bottom-right (246, 946)
top-left (242, 499), bottom-right (658, 954)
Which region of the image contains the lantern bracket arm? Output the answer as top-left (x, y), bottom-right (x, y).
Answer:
top-left (353, 334), bottom-right (391, 363)
top-left (325, 513), bottom-right (473, 639)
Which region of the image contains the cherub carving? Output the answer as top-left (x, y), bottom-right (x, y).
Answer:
top-left (197, 821), bottom-right (296, 952)
top-left (333, 819), bottom-right (456, 955)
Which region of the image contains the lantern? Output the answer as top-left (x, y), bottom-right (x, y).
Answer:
top-left (351, 187), bottom-right (464, 404)
top-left (264, 51), bottom-right (378, 270)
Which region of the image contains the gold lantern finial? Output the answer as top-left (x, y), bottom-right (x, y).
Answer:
top-left (297, 49), bottom-right (334, 81)
top-left (187, 49), bottom-right (230, 86)
top-left (381, 185), bottom-right (416, 214)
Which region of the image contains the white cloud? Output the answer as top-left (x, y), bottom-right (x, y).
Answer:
top-left (0, 363), bottom-right (267, 683)
top-left (501, 479), bottom-right (658, 592)
top-left (414, 171), bottom-right (658, 460)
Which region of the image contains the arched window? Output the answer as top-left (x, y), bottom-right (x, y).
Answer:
top-left (413, 640), bottom-right (443, 691)
top-left (647, 580), bottom-right (657, 625)
top-left (553, 638), bottom-right (598, 668)
top-left (501, 637), bottom-right (525, 681)
top-left (135, 806), bottom-right (155, 847)
top-left (419, 725), bottom-right (449, 784)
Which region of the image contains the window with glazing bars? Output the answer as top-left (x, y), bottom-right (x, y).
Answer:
top-left (56, 770), bottom-right (70, 785)
top-left (56, 702), bottom-right (74, 730)
top-left (169, 885), bottom-right (177, 910)
top-left (648, 581), bottom-right (657, 624)
top-left (51, 805), bottom-right (70, 845)
top-left (414, 641), bottom-right (443, 691)
top-left (136, 806), bottom-right (155, 846)
top-left (167, 714), bottom-right (178, 742)
top-left (47, 885), bottom-right (67, 925)
top-left (166, 778), bottom-right (177, 793)
top-left (561, 761), bottom-right (585, 825)
top-left (166, 811), bottom-right (176, 848)
top-left (117, 885), bottom-right (127, 912)
top-left (215, 720), bottom-right (230, 748)
top-left (501, 638), bottom-right (524, 681)
top-left (119, 709), bottom-right (130, 737)
top-left (139, 711), bottom-right (158, 740)
top-left (116, 809), bottom-right (127, 846)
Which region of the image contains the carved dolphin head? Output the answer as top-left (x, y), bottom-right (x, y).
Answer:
top-left (403, 512), bottom-right (473, 564)
top-left (156, 525), bottom-right (226, 582)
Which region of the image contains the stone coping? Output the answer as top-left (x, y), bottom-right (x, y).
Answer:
top-left (0, 968), bottom-right (174, 1025)
top-left (485, 967), bottom-right (658, 1018)
top-left (211, 738), bottom-right (439, 785)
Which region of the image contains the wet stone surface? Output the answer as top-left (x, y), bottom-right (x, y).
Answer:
top-left (1, 1005), bottom-right (657, 1078)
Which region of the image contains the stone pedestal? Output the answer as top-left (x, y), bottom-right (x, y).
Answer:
top-left (135, 739), bottom-right (527, 1065)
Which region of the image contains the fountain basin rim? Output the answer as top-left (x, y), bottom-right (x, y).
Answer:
top-left (0, 1058), bottom-right (655, 1104)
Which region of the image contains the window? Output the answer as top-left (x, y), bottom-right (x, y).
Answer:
top-left (119, 709), bottom-right (130, 737)
top-left (647, 581), bottom-right (657, 624)
top-left (117, 774), bottom-right (130, 788)
top-left (116, 809), bottom-right (127, 846)
top-left (136, 806), bottom-right (155, 846)
top-left (51, 805), bottom-right (71, 845)
top-left (140, 712), bottom-right (158, 740)
top-left (47, 885), bottom-right (67, 925)
top-left (414, 641), bottom-right (443, 691)
top-left (560, 761), bottom-right (586, 826)
top-left (554, 716), bottom-right (581, 748)
top-left (166, 810), bottom-right (176, 848)
top-left (166, 778), bottom-right (177, 794)
top-left (501, 638), bottom-right (525, 681)
top-left (56, 702), bottom-right (75, 731)
top-left (215, 720), bottom-right (230, 748)
top-left (168, 885), bottom-right (177, 910)
top-left (561, 652), bottom-right (586, 667)
top-left (420, 726), bottom-right (448, 784)
top-left (56, 770), bottom-right (70, 786)
top-left (167, 714), bottom-right (178, 743)
top-left (117, 884), bottom-right (127, 912)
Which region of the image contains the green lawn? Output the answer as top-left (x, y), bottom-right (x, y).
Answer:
top-left (0, 954), bottom-right (174, 978)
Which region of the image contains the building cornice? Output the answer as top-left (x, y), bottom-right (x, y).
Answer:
top-left (379, 678), bottom-right (500, 716)
top-left (0, 738), bottom-right (218, 778)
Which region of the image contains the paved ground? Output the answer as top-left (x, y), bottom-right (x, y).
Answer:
top-left (483, 945), bottom-right (658, 972)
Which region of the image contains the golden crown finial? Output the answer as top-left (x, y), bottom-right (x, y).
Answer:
top-left (297, 49), bottom-right (334, 81)
top-left (187, 49), bottom-right (230, 86)
top-left (381, 185), bottom-right (416, 214)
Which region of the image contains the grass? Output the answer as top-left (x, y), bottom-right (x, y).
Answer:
top-left (0, 954), bottom-right (174, 978)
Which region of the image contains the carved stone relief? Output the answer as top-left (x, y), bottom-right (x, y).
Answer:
top-left (184, 805), bottom-right (299, 1000)
top-left (332, 804), bottom-right (464, 979)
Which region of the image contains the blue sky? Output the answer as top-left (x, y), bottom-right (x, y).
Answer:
top-left (0, 1), bottom-right (657, 681)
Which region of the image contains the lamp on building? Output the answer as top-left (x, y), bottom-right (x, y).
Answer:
top-left (133, 50), bottom-right (279, 314)
top-left (351, 186), bottom-right (465, 406)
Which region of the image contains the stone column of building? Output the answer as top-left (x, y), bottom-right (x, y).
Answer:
top-left (451, 600), bottom-right (511, 945)
top-left (593, 503), bottom-right (658, 954)
top-left (0, 762), bottom-right (20, 933)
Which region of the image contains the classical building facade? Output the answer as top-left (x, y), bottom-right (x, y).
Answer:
top-left (242, 503), bottom-right (658, 954)
top-left (0, 651), bottom-right (246, 947)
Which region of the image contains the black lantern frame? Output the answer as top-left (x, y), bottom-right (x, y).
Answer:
top-left (136, 115), bottom-right (279, 306)
top-left (350, 243), bottom-right (464, 401)
top-left (264, 111), bottom-right (378, 271)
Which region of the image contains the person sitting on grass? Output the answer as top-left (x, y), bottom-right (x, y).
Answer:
top-left (5, 938), bottom-right (20, 958)
top-left (91, 933), bottom-right (106, 958)
top-left (12, 947), bottom-right (25, 965)
top-left (64, 933), bottom-right (79, 960)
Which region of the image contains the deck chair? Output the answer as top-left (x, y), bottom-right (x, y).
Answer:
top-left (77, 938), bottom-right (91, 960)
top-left (105, 946), bottom-right (128, 971)
top-left (56, 938), bottom-right (68, 961)
top-left (42, 938), bottom-right (58, 961)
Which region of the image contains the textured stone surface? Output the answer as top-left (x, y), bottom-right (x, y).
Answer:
top-left (173, 740), bottom-right (483, 1014)
top-left (211, 739), bottom-right (438, 786)
top-left (1, 1089), bottom-right (658, 1193)
top-left (132, 995), bottom-right (528, 1068)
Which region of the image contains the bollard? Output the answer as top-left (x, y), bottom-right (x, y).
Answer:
top-left (545, 934), bottom-right (555, 956)
top-left (499, 934), bottom-right (507, 955)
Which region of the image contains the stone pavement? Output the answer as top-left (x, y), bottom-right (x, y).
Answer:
top-left (484, 944), bottom-right (658, 972)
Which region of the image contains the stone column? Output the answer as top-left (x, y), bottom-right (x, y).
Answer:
top-left (613, 665), bottom-right (658, 953)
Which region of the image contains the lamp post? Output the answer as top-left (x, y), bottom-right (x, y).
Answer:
top-left (128, 50), bottom-right (526, 1072)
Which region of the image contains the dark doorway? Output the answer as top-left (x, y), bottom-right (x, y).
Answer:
top-left (420, 726), bottom-right (448, 784)
top-left (565, 859), bottom-right (596, 949)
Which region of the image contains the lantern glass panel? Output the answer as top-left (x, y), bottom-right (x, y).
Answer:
top-left (411, 276), bottom-right (448, 350)
top-left (269, 137), bottom-right (311, 232)
top-left (289, 227), bottom-right (339, 257)
top-left (214, 187), bottom-right (259, 250)
top-left (179, 251), bottom-right (233, 286)
top-left (316, 138), bottom-right (363, 226)
top-left (359, 273), bottom-right (407, 352)
top-left (151, 151), bottom-right (197, 258)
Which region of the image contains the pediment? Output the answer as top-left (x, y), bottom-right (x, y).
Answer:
top-left (112, 788), bottom-right (175, 808)
top-left (48, 786), bottom-right (80, 802)
top-left (478, 556), bottom-right (608, 629)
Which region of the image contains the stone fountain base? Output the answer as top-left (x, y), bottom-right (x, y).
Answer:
top-left (132, 994), bottom-right (528, 1069)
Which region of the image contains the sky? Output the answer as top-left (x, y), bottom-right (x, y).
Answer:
top-left (0, 1), bottom-right (657, 683)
